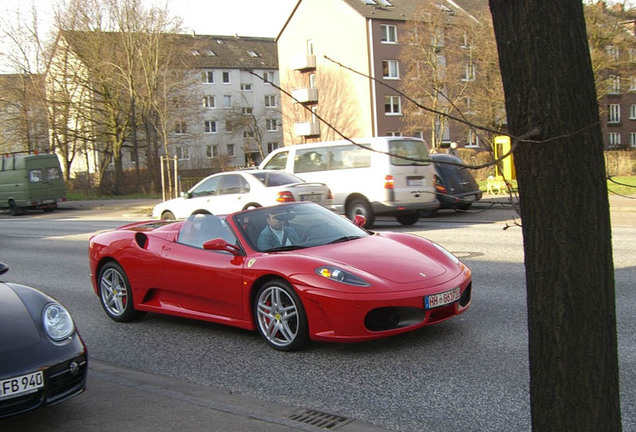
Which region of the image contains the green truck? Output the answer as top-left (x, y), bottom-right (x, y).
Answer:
top-left (0, 152), bottom-right (67, 215)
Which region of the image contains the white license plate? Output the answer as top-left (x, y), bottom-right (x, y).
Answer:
top-left (0, 371), bottom-right (44, 401)
top-left (301, 194), bottom-right (321, 203)
top-left (425, 287), bottom-right (460, 309)
top-left (464, 195), bottom-right (476, 202)
top-left (407, 179), bottom-right (424, 186)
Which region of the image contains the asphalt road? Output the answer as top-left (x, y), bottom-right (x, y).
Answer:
top-left (0, 202), bottom-right (634, 431)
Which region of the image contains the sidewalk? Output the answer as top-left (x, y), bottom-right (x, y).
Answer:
top-left (2, 360), bottom-right (390, 432)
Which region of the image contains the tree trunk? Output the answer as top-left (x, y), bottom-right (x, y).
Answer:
top-left (488, 1), bottom-right (621, 430)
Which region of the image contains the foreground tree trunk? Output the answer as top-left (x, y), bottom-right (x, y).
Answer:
top-left (488, 1), bottom-right (621, 430)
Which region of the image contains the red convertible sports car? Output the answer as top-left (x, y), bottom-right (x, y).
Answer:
top-left (89, 202), bottom-right (472, 351)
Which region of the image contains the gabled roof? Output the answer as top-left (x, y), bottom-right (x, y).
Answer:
top-left (341, 0), bottom-right (488, 22)
top-left (179, 34), bottom-right (278, 70)
top-left (60, 31), bottom-right (278, 71)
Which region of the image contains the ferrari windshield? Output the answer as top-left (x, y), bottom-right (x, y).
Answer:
top-left (233, 202), bottom-right (369, 252)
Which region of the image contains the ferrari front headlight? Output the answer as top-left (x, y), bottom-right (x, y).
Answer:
top-left (43, 303), bottom-right (75, 341)
top-left (432, 242), bottom-right (460, 264)
top-left (315, 266), bottom-right (370, 287)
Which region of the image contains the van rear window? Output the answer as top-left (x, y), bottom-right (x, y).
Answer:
top-left (46, 167), bottom-right (60, 181)
top-left (389, 140), bottom-right (430, 166)
top-left (29, 169), bottom-right (43, 182)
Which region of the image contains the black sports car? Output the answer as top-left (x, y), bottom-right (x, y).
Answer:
top-left (0, 262), bottom-right (87, 418)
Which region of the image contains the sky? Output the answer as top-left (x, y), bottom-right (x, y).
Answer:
top-left (0, 0), bottom-right (298, 72)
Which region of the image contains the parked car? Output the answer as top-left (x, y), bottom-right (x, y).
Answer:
top-left (152, 169), bottom-right (333, 220)
top-left (0, 262), bottom-right (87, 418)
top-left (259, 137), bottom-right (439, 227)
top-left (89, 202), bottom-right (473, 351)
top-left (423, 154), bottom-right (483, 217)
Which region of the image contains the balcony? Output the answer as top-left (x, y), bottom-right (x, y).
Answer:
top-left (291, 88), bottom-right (319, 104)
top-left (294, 122), bottom-right (320, 137)
top-left (291, 54), bottom-right (316, 71)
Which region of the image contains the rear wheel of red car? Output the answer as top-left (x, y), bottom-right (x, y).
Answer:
top-left (98, 262), bottom-right (144, 322)
top-left (254, 280), bottom-right (308, 351)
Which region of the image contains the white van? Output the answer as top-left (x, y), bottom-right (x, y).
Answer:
top-left (259, 137), bottom-right (438, 227)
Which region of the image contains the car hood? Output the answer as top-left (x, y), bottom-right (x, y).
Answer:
top-left (0, 283), bottom-right (41, 353)
top-left (305, 235), bottom-right (448, 284)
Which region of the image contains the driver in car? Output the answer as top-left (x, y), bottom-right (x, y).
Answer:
top-left (257, 210), bottom-right (301, 250)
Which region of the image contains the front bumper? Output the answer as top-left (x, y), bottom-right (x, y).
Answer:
top-left (299, 271), bottom-right (472, 343)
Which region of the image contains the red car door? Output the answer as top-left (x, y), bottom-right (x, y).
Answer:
top-left (158, 242), bottom-right (245, 320)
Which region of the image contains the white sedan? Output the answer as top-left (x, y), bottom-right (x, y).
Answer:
top-left (152, 170), bottom-right (333, 220)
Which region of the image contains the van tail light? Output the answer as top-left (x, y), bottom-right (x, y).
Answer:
top-left (276, 191), bottom-right (295, 202)
top-left (327, 188), bottom-right (334, 200)
top-left (384, 175), bottom-right (395, 189)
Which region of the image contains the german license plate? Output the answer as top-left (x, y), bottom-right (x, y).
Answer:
top-left (301, 194), bottom-right (321, 203)
top-left (407, 177), bottom-right (424, 187)
top-left (464, 195), bottom-right (476, 202)
top-left (425, 287), bottom-right (460, 309)
top-left (0, 371), bottom-right (44, 400)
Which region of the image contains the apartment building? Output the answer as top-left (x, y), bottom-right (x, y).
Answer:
top-left (276, 0), bottom-right (486, 146)
top-left (49, 31), bottom-right (283, 182)
top-left (173, 34), bottom-right (283, 170)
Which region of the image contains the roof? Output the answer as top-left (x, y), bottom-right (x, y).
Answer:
top-left (60, 31), bottom-right (278, 71)
top-left (340, 0), bottom-right (489, 22)
top-left (177, 34), bottom-right (278, 70)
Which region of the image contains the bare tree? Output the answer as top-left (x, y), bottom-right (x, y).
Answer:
top-left (489, 1), bottom-right (621, 430)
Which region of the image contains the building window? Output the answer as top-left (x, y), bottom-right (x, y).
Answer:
top-left (462, 62), bottom-right (476, 81)
top-left (224, 95), bottom-right (232, 108)
top-left (204, 49), bottom-right (216, 57)
top-left (248, 50), bottom-right (260, 57)
top-left (606, 45), bottom-right (620, 62)
top-left (608, 104), bottom-right (621, 123)
top-left (265, 95), bottom-right (276, 107)
top-left (241, 107), bottom-right (253, 115)
top-left (263, 71), bottom-right (274, 83)
top-left (384, 95), bottom-right (402, 115)
top-left (176, 146), bottom-right (189, 160)
top-left (240, 83), bottom-right (252, 91)
top-left (630, 104), bottom-right (636, 119)
top-left (222, 71), bottom-right (231, 84)
top-left (204, 120), bottom-right (217, 133)
top-left (380, 24), bottom-right (398, 43)
top-left (175, 121), bottom-right (187, 134)
top-left (630, 77), bottom-right (636, 92)
top-left (243, 130), bottom-right (255, 139)
top-left (227, 144), bottom-right (235, 156)
top-left (225, 121), bottom-right (233, 133)
top-left (387, 131), bottom-right (402, 137)
top-left (307, 39), bottom-right (314, 55)
top-left (309, 73), bottom-right (316, 88)
top-left (267, 142), bottom-right (279, 153)
top-left (382, 60), bottom-right (399, 79)
top-left (202, 71), bottom-right (214, 84)
top-left (608, 75), bottom-right (621, 94)
top-left (608, 132), bottom-right (621, 147)
top-left (266, 119), bottom-right (278, 131)
top-left (202, 96), bottom-right (215, 108)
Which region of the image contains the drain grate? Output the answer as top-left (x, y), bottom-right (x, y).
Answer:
top-left (289, 409), bottom-right (352, 429)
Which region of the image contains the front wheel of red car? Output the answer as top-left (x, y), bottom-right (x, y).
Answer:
top-left (254, 280), bottom-right (308, 351)
top-left (98, 262), bottom-right (144, 322)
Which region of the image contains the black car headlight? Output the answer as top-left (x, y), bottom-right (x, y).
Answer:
top-left (43, 303), bottom-right (75, 341)
top-left (315, 266), bottom-right (370, 287)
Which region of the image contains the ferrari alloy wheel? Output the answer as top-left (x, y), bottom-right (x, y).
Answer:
top-left (255, 280), bottom-right (308, 351)
top-left (98, 262), bottom-right (144, 322)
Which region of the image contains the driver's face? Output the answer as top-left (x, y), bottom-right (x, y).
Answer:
top-left (267, 214), bottom-right (283, 230)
